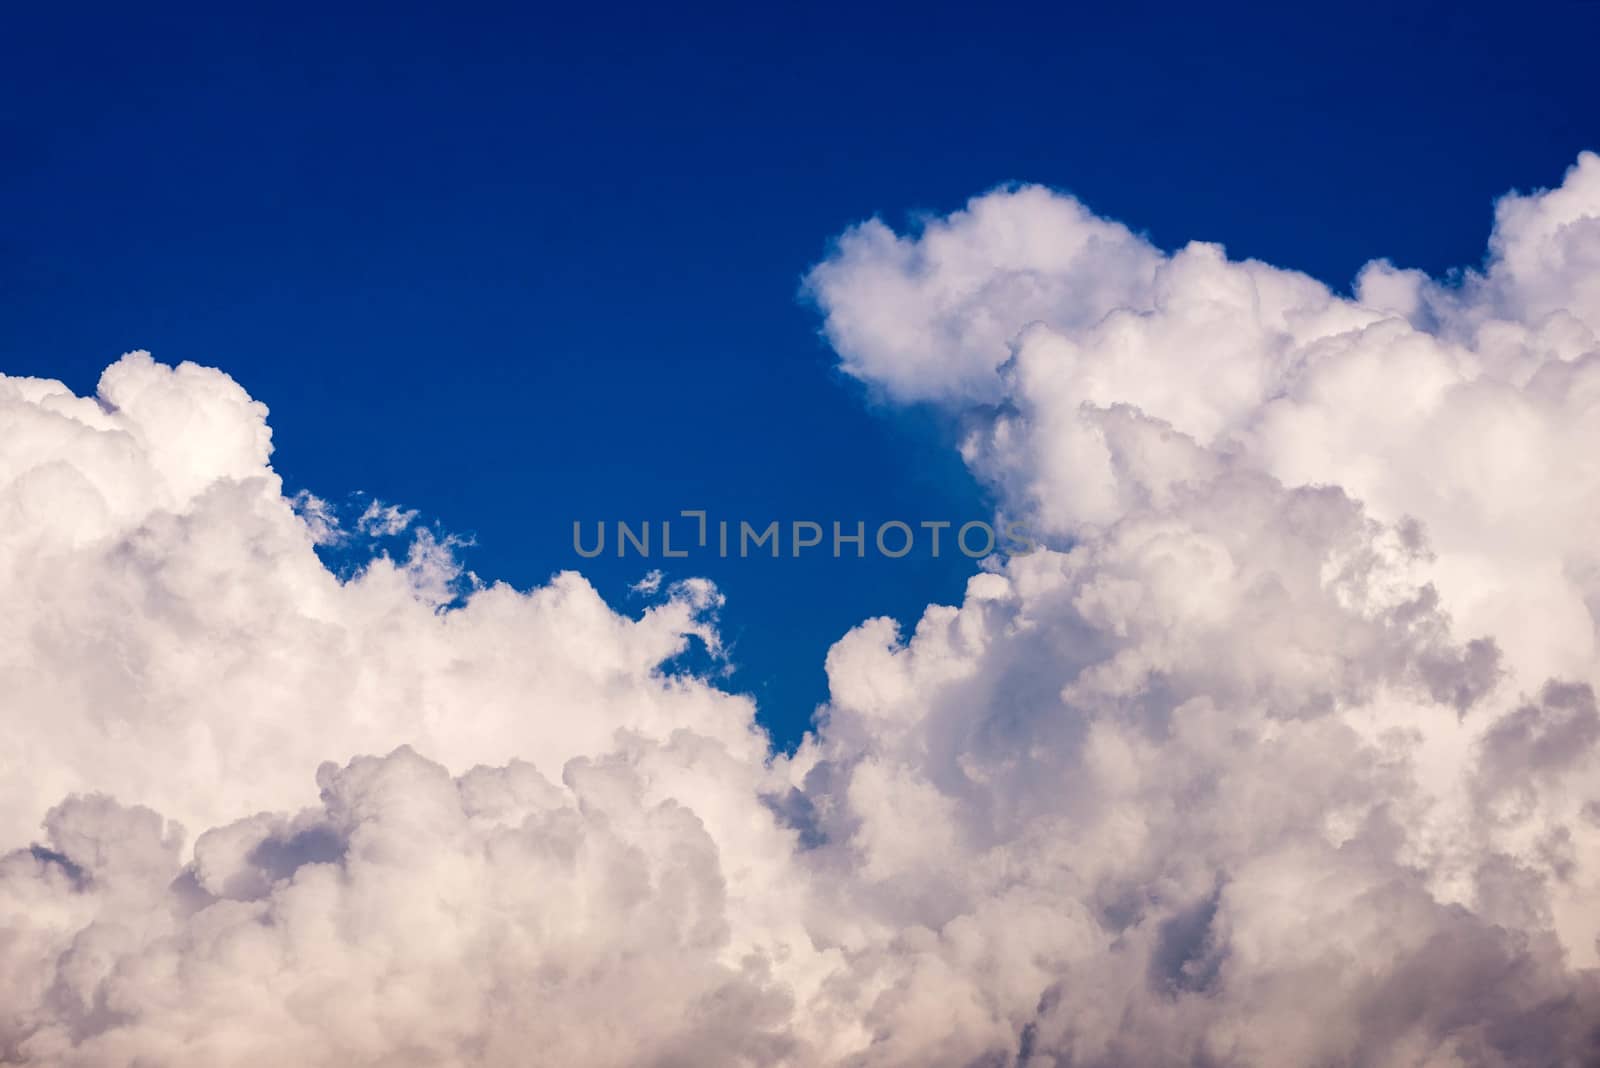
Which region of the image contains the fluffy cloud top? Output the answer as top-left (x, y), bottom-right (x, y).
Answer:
top-left (4, 155), bottom-right (1600, 1066)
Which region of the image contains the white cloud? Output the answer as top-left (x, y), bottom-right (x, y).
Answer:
top-left (357, 498), bottom-right (419, 538)
top-left (803, 184), bottom-right (1163, 405)
top-left (290, 489), bottom-right (343, 545)
top-left (0, 357), bottom-right (771, 847)
top-left (799, 153), bottom-right (1600, 1064)
top-left (3, 153), bottom-right (1600, 1065)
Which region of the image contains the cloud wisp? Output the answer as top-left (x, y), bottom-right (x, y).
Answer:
top-left (5, 156), bottom-right (1600, 1065)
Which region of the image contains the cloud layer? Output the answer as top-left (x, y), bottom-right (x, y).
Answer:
top-left (5, 156), bottom-right (1600, 1065)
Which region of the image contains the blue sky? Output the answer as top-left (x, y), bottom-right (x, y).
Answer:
top-left (4, 1), bottom-right (1598, 749)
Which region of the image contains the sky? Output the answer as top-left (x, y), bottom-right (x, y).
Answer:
top-left (8, 4), bottom-right (1600, 1066)
top-left (6, 2), bottom-right (1600, 749)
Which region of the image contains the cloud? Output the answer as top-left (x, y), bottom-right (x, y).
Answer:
top-left (356, 499), bottom-right (419, 538)
top-left (0, 354), bottom-right (835, 1065)
top-left (2, 154), bottom-right (1599, 1065)
top-left (0, 356), bottom-right (758, 847)
top-left (289, 490), bottom-right (342, 545)
top-left (633, 568), bottom-right (666, 595)
top-left (797, 153), bottom-right (1600, 1064)
top-left (2, 747), bottom-right (822, 1067)
top-left (802, 185), bottom-right (1163, 405)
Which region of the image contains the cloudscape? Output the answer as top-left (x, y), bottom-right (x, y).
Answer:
top-left (4, 149), bottom-right (1600, 1065)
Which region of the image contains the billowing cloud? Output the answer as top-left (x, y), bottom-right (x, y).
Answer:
top-left (0, 354), bottom-right (840, 1066)
top-left (795, 151), bottom-right (1600, 1065)
top-left (3, 155), bottom-right (1600, 1065)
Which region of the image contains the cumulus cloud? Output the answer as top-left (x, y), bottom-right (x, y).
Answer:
top-left (3, 154), bottom-right (1600, 1065)
top-left (795, 153), bottom-right (1600, 1064)
top-left (0, 353), bottom-right (835, 1066)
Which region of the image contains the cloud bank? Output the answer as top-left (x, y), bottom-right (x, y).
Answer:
top-left (5, 155), bottom-right (1600, 1065)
